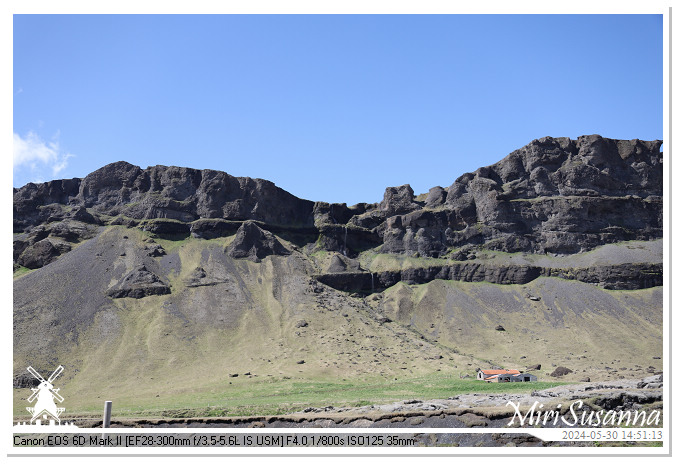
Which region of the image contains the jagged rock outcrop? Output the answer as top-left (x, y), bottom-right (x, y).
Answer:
top-left (144, 241), bottom-right (166, 257)
top-left (544, 263), bottom-right (663, 290)
top-left (13, 135), bottom-right (663, 292)
top-left (16, 238), bottom-right (70, 269)
top-left (379, 135), bottom-right (661, 256)
top-left (14, 161), bottom-right (317, 232)
top-left (380, 184), bottom-right (420, 215)
top-left (315, 261), bottom-right (662, 293)
top-left (106, 265), bottom-right (171, 299)
top-left (322, 135), bottom-right (662, 258)
top-left (226, 221), bottom-right (291, 262)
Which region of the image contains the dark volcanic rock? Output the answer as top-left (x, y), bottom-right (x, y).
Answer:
top-left (543, 263), bottom-right (662, 290)
top-left (440, 135), bottom-right (662, 255)
top-left (190, 218), bottom-right (241, 239)
top-left (326, 254), bottom-right (348, 273)
top-left (47, 220), bottom-right (96, 242)
top-left (106, 265), bottom-right (171, 299)
top-left (188, 267), bottom-right (207, 280)
top-left (145, 242), bottom-right (166, 257)
top-left (183, 266), bottom-right (229, 288)
top-left (17, 239), bottom-right (62, 269)
top-left (184, 266), bottom-right (211, 287)
top-left (13, 178), bottom-right (81, 231)
top-left (380, 184), bottom-right (419, 215)
top-left (226, 221), bottom-right (291, 262)
top-left (14, 161), bottom-right (316, 234)
top-left (13, 372), bottom-right (40, 389)
top-left (593, 391), bottom-right (662, 410)
top-left (314, 223), bottom-right (381, 257)
top-left (68, 206), bottom-right (99, 224)
top-left (142, 219), bottom-right (191, 237)
top-left (78, 161), bottom-right (144, 211)
top-left (13, 238), bottom-right (30, 262)
top-left (12, 135), bottom-right (664, 292)
top-left (312, 202), bottom-right (356, 226)
top-left (315, 260), bottom-right (663, 294)
top-left (315, 272), bottom-right (374, 293)
top-left (550, 366), bottom-right (573, 377)
top-left (425, 186), bottom-right (447, 208)
top-left (380, 209), bottom-right (453, 257)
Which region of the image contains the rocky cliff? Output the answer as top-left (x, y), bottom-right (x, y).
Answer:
top-left (14, 134), bottom-right (662, 292)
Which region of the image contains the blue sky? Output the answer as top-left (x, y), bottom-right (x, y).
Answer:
top-left (13, 14), bottom-right (663, 205)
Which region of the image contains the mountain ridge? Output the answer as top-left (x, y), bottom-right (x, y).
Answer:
top-left (13, 134), bottom-right (664, 415)
top-left (14, 134), bottom-right (663, 270)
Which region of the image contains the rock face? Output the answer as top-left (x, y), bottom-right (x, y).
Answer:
top-left (315, 261), bottom-right (662, 293)
top-left (380, 184), bottom-right (419, 215)
top-left (226, 221), bottom-right (291, 262)
top-left (13, 135), bottom-right (663, 292)
top-left (379, 135), bottom-right (661, 257)
top-left (16, 239), bottom-right (64, 269)
top-left (14, 161), bottom-right (316, 233)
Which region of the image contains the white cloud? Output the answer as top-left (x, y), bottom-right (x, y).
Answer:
top-left (13, 131), bottom-right (75, 181)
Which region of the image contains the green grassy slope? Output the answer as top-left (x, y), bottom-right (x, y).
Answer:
top-left (373, 278), bottom-right (662, 382)
top-left (13, 226), bottom-right (662, 418)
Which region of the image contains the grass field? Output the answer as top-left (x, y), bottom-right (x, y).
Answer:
top-left (14, 373), bottom-right (565, 420)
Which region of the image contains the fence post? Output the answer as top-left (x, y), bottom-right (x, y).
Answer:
top-left (101, 400), bottom-right (112, 443)
top-left (103, 401), bottom-right (112, 428)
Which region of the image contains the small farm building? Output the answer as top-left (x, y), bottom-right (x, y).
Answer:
top-left (477, 369), bottom-right (537, 382)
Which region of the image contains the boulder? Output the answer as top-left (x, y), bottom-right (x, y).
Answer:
top-left (18, 239), bottom-right (63, 269)
top-left (13, 238), bottom-right (30, 262)
top-left (550, 366), bottom-right (573, 377)
top-left (68, 206), bottom-right (99, 224)
top-left (326, 254), bottom-right (348, 273)
top-left (145, 243), bottom-right (167, 257)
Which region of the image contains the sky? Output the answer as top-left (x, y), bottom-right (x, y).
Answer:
top-left (13, 14), bottom-right (663, 206)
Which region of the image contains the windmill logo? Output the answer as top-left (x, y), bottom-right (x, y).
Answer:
top-left (25, 365), bottom-right (65, 425)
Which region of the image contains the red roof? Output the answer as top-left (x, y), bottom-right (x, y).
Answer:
top-left (481, 369), bottom-right (520, 375)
